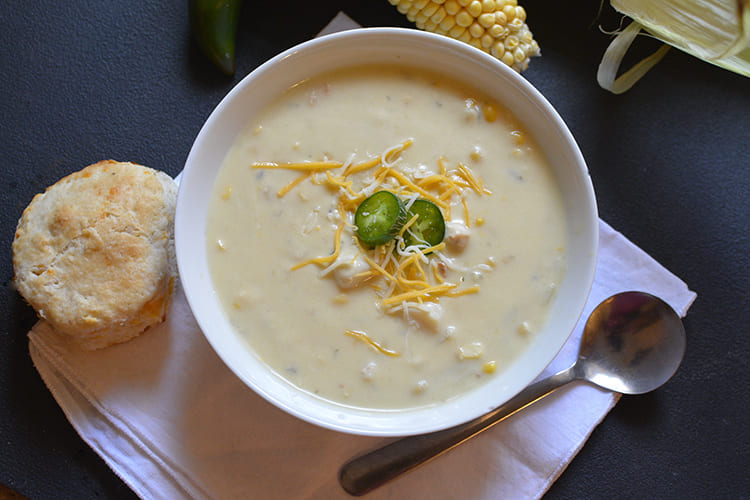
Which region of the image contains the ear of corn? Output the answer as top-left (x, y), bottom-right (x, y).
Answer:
top-left (388, 0), bottom-right (541, 73)
top-left (599, 0), bottom-right (750, 93)
top-left (611, 0), bottom-right (750, 61)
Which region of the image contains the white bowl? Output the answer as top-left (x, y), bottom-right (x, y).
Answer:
top-left (176, 28), bottom-right (598, 436)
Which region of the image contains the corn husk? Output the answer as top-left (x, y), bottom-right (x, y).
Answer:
top-left (598, 0), bottom-right (750, 93)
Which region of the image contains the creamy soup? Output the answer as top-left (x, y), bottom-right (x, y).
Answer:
top-left (206, 65), bottom-right (567, 409)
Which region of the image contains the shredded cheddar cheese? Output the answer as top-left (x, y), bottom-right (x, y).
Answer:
top-left (361, 253), bottom-right (399, 284)
top-left (381, 283), bottom-right (457, 307)
top-left (445, 285), bottom-right (481, 298)
top-left (398, 213), bottom-right (420, 238)
top-left (290, 222), bottom-right (345, 270)
top-left (457, 163), bottom-right (492, 195)
top-left (277, 171), bottom-right (312, 198)
top-left (380, 167), bottom-right (449, 209)
top-left (252, 138), bottom-right (493, 339)
top-left (462, 197), bottom-right (471, 226)
top-left (345, 330), bottom-right (401, 357)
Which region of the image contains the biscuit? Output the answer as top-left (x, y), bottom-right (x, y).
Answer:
top-left (13, 160), bottom-right (177, 350)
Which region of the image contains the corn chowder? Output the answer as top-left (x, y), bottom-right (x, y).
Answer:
top-left (206, 65), bottom-right (567, 409)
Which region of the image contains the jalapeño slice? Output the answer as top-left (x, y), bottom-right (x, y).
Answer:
top-left (355, 191), bottom-right (406, 246)
top-left (403, 199), bottom-right (446, 249)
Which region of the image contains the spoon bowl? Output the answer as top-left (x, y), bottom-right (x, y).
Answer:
top-left (339, 291), bottom-right (686, 496)
top-left (579, 292), bottom-right (686, 394)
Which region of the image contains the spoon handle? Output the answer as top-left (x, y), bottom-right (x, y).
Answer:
top-left (339, 366), bottom-right (577, 496)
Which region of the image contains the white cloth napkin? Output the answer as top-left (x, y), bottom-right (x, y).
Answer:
top-left (27, 13), bottom-right (697, 500)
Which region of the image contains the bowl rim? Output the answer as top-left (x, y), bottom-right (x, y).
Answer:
top-left (176, 27), bottom-right (599, 436)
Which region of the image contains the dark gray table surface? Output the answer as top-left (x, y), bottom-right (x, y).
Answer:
top-left (1, 1), bottom-right (748, 499)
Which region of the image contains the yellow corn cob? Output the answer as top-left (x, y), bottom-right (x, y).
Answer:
top-left (388, 0), bottom-right (541, 72)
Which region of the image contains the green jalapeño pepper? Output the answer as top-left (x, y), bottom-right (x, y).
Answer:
top-left (355, 191), bottom-right (406, 247)
top-left (402, 199), bottom-right (445, 250)
top-left (189, 0), bottom-right (243, 75)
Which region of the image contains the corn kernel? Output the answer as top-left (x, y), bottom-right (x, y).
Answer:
top-left (333, 294), bottom-right (349, 304)
top-left (431, 6), bottom-right (447, 23)
top-left (406, 6), bottom-right (419, 21)
top-left (503, 5), bottom-right (517, 20)
top-left (455, 9), bottom-right (473, 27)
top-left (482, 360), bottom-right (497, 373)
top-left (482, 0), bottom-right (496, 12)
top-left (422, 1), bottom-right (439, 16)
top-left (413, 380), bottom-right (428, 394)
top-left (414, 0), bottom-right (429, 8)
top-left (458, 0), bottom-right (472, 6)
top-left (475, 216), bottom-right (485, 226)
top-left (505, 34), bottom-right (519, 50)
top-left (397, 1), bottom-right (410, 14)
top-left (514, 47), bottom-right (526, 63)
top-left (469, 22), bottom-right (485, 38)
top-left (510, 130), bottom-right (525, 145)
top-left (491, 40), bottom-right (505, 58)
top-left (494, 10), bottom-right (507, 26)
top-left (440, 15), bottom-right (456, 30)
top-left (415, 12), bottom-right (429, 26)
top-left (424, 19), bottom-right (438, 31)
top-left (501, 51), bottom-right (514, 66)
top-left (432, 0), bottom-right (446, 3)
top-left (515, 5), bottom-right (526, 21)
top-left (508, 17), bottom-right (524, 31)
top-left (478, 12), bottom-right (495, 28)
top-left (448, 23), bottom-right (466, 37)
top-left (444, 0), bottom-right (460, 15)
top-left (482, 103), bottom-right (498, 122)
top-left (489, 23), bottom-right (506, 38)
top-left (458, 341), bottom-right (484, 359)
top-left (458, 29), bottom-right (472, 43)
top-left (480, 33), bottom-right (494, 47)
top-left (467, 0), bottom-right (483, 17)
top-left (468, 37), bottom-right (482, 49)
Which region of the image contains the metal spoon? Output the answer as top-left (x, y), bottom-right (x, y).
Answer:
top-left (339, 291), bottom-right (686, 496)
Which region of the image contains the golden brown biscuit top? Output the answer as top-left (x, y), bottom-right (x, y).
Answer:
top-left (12, 160), bottom-right (176, 341)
